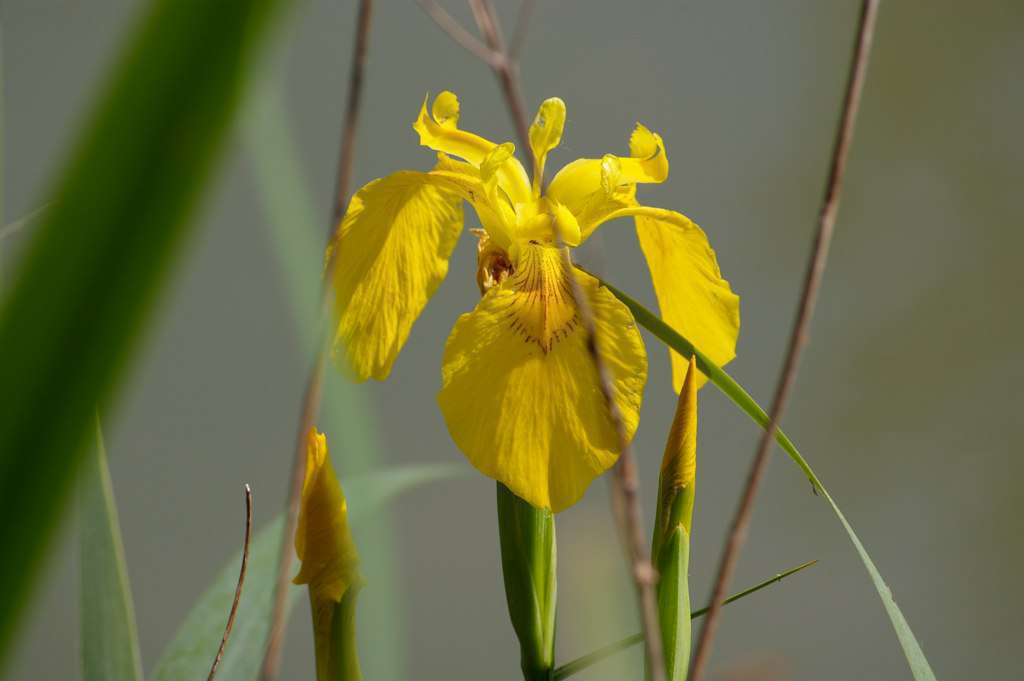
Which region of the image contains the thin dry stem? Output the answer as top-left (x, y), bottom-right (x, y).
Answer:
top-left (416, 0), bottom-right (503, 68)
top-left (259, 1), bottom-right (375, 680)
top-left (206, 484), bottom-right (254, 681)
top-left (686, 3), bottom-right (881, 680)
top-left (455, 2), bottom-right (666, 679)
top-left (509, 0), bottom-right (536, 60)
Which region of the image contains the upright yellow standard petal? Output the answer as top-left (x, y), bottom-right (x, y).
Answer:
top-left (528, 97), bottom-right (566, 196)
top-left (547, 122), bottom-right (669, 238)
top-left (438, 244), bottom-right (647, 512)
top-left (413, 91), bottom-right (532, 205)
top-left (293, 428), bottom-right (361, 604)
top-left (594, 205), bottom-right (740, 391)
top-left (329, 171), bottom-right (463, 381)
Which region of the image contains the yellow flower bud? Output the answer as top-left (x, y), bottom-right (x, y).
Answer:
top-left (293, 428), bottom-right (363, 681)
top-left (654, 355), bottom-right (698, 561)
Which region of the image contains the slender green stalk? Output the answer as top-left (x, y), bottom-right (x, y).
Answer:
top-left (311, 588), bottom-right (363, 681)
top-left (496, 483), bottom-right (557, 681)
top-left (553, 560), bottom-right (817, 680)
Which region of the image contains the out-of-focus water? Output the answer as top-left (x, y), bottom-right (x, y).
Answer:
top-left (3, 1), bottom-right (1022, 679)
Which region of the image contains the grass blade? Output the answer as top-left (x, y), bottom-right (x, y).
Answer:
top-left (149, 462), bottom-right (464, 681)
top-left (554, 560), bottom-right (817, 680)
top-left (0, 0), bottom-right (288, 663)
top-left (79, 417), bottom-right (144, 681)
top-left (598, 275), bottom-right (936, 681)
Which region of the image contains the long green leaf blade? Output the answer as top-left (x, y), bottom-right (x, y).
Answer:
top-left (79, 418), bottom-right (144, 681)
top-left (149, 463), bottom-right (463, 681)
top-left (0, 0), bottom-right (288, 663)
top-left (598, 276), bottom-right (936, 681)
top-left (554, 560), bottom-right (817, 680)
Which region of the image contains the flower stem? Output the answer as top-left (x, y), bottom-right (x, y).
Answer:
top-left (496, 483), bottom-right (557, 681)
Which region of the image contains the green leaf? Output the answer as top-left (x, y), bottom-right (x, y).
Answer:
top-left (554, 560), bottom-right (817, 680)
top-left (149, 462), bottom-right (464, 681)
top-left (0, 0), bottom-right (288, 663)
top-left (597, 275), bottom-right (937, 681)
top-left (79, 417), bottom-right (144, 681)
top-left (241, 74), bottom-right (414, 681)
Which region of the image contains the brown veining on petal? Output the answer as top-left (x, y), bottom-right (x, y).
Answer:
top-left (500, 242), bottom-right (580, 353)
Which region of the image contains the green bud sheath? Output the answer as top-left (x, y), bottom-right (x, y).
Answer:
top-left (655, 521), bottom-right (691, 681)
top-left (311, 586), bottom-right (363, 681)
top-left (651, 356), bottom-right (699, 681)
top-left (497, 482), bottom-right (557, 681)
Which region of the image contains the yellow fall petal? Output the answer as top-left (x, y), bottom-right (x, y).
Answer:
top-left (437, 243), bottom-right (647, 512)
top-left (329, 171), bottom-right (464, 381)
top-left (413, 91), bottom-right (532, 206)
top-left (600, 205), bottom-right (739, 391)
top-left (528, 97), bottom-right (566, 195)
top-left (293, 428), bottom-right (361, 604)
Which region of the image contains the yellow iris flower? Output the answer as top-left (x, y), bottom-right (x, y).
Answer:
top-left (329, 92), bottom-right (739, 512)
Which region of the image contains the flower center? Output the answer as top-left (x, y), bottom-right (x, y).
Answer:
top-left (474, 229), bottom-right (514, 295)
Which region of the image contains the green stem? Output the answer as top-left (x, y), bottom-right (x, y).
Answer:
top-left (496, 483), bottom-right (557, 681)
top-left (554, 560), bottom-right (817, 680)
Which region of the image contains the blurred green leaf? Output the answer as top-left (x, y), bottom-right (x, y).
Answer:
top-left (598, 275), bottom-right (937, 681)
top-left (0, 0), bottom-right (288, 663)
top-left (240, 75), bottom-right (407, 680)
top-left (554, 560), bottom-right (817, 680)
top-left (149, 462), bottom-right (464, 681)
top-left (79, 417), bottom-right (144, 681)
top-left (0, 205), bottom-right (48, 242)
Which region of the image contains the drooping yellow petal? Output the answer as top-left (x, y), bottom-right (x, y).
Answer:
top-left (596, 206), bottom-right (740, 391)
top-left (294, 428), bottom-right (361, 604)
top-left (528, 97), bottom-right (566, 196)
top-left (437, 244), bottom-right (647, 512)
top-left (413, 91), bottom-right (532, 206)
top-left (329, 171), bottom-right (464, 381)
top-left (547, 122), bottom-right (669, 237)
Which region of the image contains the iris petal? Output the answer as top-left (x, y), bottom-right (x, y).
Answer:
top-left (596, 206), bottom-right (740, 391)
top-left (438, 244), bottom-right (647, 512)
top-left (528, 97), bottom-right (567, 195)
top-left (329, 171), bottom-right (464, 381)
top-left (413, 91), bottom-right (532, 205)
top-left (547, 122), bottom-right (669, 238)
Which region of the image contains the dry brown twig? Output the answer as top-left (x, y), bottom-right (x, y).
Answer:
top-left (258, 1), bottom-right (375, 680)
top-left (419, 2), bottom-right (666, 680)
top-left (686, 2), bottom-right (882, 680)
top-left (206, 484), bottom-right (254, 681)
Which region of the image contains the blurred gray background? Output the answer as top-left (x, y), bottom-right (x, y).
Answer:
top-left (3, 1), bottom-right (1023, 679)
